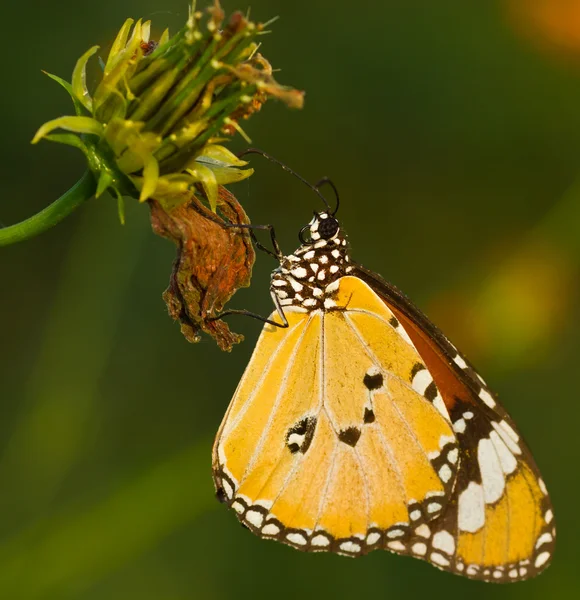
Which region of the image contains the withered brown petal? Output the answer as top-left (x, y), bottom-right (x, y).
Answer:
top-left (149, 185), bottom-right (255, 351)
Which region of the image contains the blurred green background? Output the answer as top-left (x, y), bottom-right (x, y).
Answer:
top-left (2, 0), bottom-right (579, 598)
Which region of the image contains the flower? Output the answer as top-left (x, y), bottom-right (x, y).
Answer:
top-left (32, 0), bottom-right (304, 220)
top-left (30, 1), bottom-right (304, 350)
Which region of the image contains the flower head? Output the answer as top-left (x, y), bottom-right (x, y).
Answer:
top-left (32, 0), bottom-right (304, 219)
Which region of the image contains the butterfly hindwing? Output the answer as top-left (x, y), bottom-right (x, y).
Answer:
top-left (213, 276), bottom-right (460, 556)
top-left (354, 264), bottom-right (556, 581)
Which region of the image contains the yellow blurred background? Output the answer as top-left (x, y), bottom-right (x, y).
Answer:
top-left (1, 1), bottom-right (579, 598)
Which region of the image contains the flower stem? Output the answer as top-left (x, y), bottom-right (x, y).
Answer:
top-left (0, 171), bottom-right (96, 247)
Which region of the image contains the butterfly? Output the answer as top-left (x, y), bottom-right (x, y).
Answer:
top-left (211, 180), bottom-right (555, 582)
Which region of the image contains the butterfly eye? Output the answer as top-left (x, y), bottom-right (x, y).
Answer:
top-left (318, 216), bottom-right (339, 239)
top-left (298, 224), bottom-right (312, 245)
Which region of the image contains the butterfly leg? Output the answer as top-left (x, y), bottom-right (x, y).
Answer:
top-left (223, 222), bottom-right (282, 260)
top-left (208, 288), bottom-right (289, 328)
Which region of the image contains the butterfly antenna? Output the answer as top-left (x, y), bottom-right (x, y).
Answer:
top-left (238, 148), bottom-right (332, 214)
top-left (314, 176), bottom-right (340, 216)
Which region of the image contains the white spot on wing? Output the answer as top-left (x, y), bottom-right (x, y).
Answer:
top-left (478, 438), bottom-right (505, 504)
top-left (432, 531), bottom-right (455, 555)
top-left (394, 322), bottom-right (415, 346)
top-left (339, 541), bottom-right (361, 553)
top-left (432, 395), bottom-right (449, 419)
top-left (311, 534), bottom-right (330, 547)
top-left (492, 421), bottom-right (521, 455)
top-left (325, 280), bottom-right (340, 293)
top-left (489, 430), bottom-right (517, 475)
top-left (286, 532), bottom-right (307, 545)
top-left (415, 524), bottom-right (430, 538)
top-left (448, 448), bottom-right (459, 464)
top-left (499, 419), bottom-right (520, 442)
top-left (453, 354), bottom-right (467, 369)
top-left (458, 482), bottom-right (485, 532)
top-left (290, 267), bottom-right (307, 279)
top-left (366, 532), bottom-right (381, 545)
top-left (427, 501), bottom-right (442, 514)
top-left (245, 510), bottom-right (264, 528)
top-left (479, 388), bottom-right (496, 408)
top-left (262, 523), bottom-right (280, 535)
top-left (438, 464), bottom-right (453, 483)
top-left (221, 479), bottom-right (234, 500)
top-left (535, 532), bottom-right (553, 548)
top-left (412, 369), bottom-right (432, 396)
top-left (535, 552), bottom-right (550, 568)
top-left (430, 552), bottom-right (450, 566)
top-left (412, 542), bottom-right (427, 555)
top-left (439, 435), bottom-right (455, 449)
top-left (453, 419), bottom-right (466, 434)
top-left (386, 528), bottom-right (406, 538)
top-left (288, 277), bottom-right (303, 292)
top-left (387, 541), bottom-right (406, 552)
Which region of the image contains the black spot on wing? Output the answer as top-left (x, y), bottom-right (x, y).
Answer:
top-left (410, 362), bottom-right (426, 379)
top-left (363, 372), bottom-right (383, 390)
top-left (216, 487), bottom-right (227, 504)
top-left (424, 381), bottom-right (438, 401)
top-left (363, 408), bottom-right (375, 423)
top-left (388, 315), bottom-right (399, 328)
top-left (338, 427), bottom-right (361, 447)
top-left (286, 416), bottom-right (317, 454)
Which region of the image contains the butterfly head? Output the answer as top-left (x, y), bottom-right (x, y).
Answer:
top-left (299, 212), bottom-right (341, 245)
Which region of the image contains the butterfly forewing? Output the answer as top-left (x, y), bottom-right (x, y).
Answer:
top-left (213, 276), bottom-right (460, 556)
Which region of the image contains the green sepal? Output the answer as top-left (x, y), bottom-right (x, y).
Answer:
top-left (72, 45), bottom-right (100, 112)
top-left (41, 133), bottom-right (89, 152)
top-left (32, 116), bottom-right (104, 144)
top-left (185, 162), bottom-right (218, 211)
top-left (96, 171), bottom-right (114, 198)
top-left (104, 18), bottom-right (134, 76)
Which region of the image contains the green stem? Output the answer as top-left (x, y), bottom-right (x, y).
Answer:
top-left (0, 171), bottom-right (96, 247)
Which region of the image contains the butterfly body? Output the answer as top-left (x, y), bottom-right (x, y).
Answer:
top-left (213, 212), bottom-right (555, 582)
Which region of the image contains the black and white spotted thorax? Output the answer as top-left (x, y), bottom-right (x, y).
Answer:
top-left (271, 213), bottom-right (354, 311)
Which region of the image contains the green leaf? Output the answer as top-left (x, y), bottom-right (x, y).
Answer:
top-left (32, 117), bottom-right (104, 144)
top-left (72, 46), bottom-right (100, 112)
